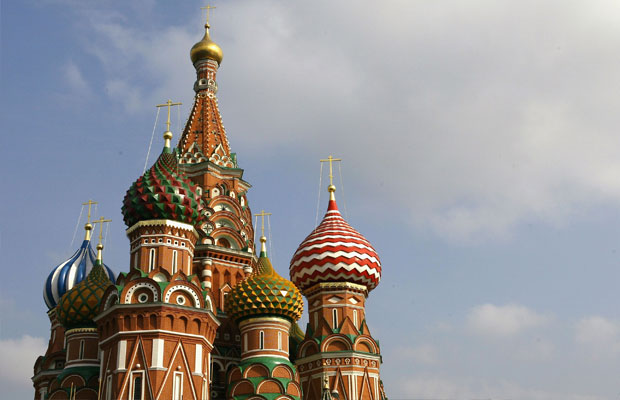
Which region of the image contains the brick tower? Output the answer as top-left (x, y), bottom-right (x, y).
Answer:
top-left (290, 179), bottom-right (386, 400)
top-left (179, 19), bottom-right (257, 398)
top-left (225, 235), bottom-right (304, 399)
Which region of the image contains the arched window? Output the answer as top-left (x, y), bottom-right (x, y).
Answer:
top-left (353, 310), bottom-right (358, 328)
top-left (332, 309), bottom-right (339, 330)
top-left (259, 331), bottom-right (264, 350)
top-left (79, 340), bottom-right (85, 359)
top-left (149, 249), bottom-right (156, 271)
top-left (172, 250), bottom-right (178, 274)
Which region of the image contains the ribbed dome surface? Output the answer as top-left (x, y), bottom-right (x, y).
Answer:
top-left (44, 239), bottom-right (115, 309)
top-left (122, 149), bottom-right (206, 228)
top-left (56, 262), bottom-right (112, 329)
top-left (290, 196), bottom-right (381, 292)
top-left (225, 251), bottom-right (303, 322)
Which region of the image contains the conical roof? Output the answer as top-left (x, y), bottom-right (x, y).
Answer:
top-left (290, 188), bottom-right (381, 292)
top-left (122, 147), bottom-right (206, 228)
top-left (225, 239), bottom-right (303, 322)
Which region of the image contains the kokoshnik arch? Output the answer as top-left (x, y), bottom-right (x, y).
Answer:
top-left (32, 9), bottom-right (387, 400)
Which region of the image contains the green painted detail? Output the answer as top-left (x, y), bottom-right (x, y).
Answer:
top-left (228, 357), bottom-right (300, 400)
top-left (122, 149), bottom-right (206, 228)
top-left (55, 365), bottom-right (99, 384)
top-left (57, 262), bottom-right (112, 329)
top-left (225, 254), bottom-right (303, 322)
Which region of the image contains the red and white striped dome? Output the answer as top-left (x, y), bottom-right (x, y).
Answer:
top-left (290, 190), bottom-right (381, 292)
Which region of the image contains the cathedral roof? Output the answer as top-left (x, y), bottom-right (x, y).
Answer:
top-left (289, 186), bottom-right (382, 292)
top-left (56, 255), bottom-right (112, 329)
top-left (225, 237), bottom-right (303, 322)
top-left (122, 146), bottom-right (206, 229)
top-left (44, 225), bottom-right (114, 309)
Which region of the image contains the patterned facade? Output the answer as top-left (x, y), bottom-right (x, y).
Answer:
top-left (32, 12), bottom-right (387, 400)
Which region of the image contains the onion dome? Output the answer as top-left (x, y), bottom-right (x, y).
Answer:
top-left (122, 145), bottom-right (206, 229)
top-left (190, 24), bottom-right (223, 65)
top-left (225, 237), bottom-right (303, 322)
top-left (43, 224), bottom-right (115, 309)
top-left (56, 244), bottom-right (112, 329)
top-left (290, 185), bottom-right (382, 292)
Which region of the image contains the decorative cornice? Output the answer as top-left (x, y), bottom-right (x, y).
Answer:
top-left (126, 219), bottom-right (198, 238)
top-left (65, 327), bottom-right (98, 335)
top-left (304, 282), bottom-right (368, 296)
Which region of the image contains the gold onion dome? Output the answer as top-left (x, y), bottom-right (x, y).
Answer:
top-left (56, 259), bottom-right (112, 329)
top-left (190, 24), bottom-right (223, 65)
top-left (225, 237), bottom-right (303, 322)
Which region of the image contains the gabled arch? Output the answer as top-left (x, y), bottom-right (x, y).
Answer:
top-left (322, 335), bottom-right (353, 352)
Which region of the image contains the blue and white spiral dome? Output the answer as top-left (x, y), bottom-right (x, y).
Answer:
top-left (43, 225), bottom-right (115, 309)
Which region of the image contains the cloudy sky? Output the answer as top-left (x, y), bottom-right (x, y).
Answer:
top-left (2, 0), bottom-right (620, 399)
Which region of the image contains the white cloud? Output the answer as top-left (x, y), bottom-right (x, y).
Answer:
top-left (0, 335), bottom-right (46, 384)
top-left (575, 316), bottom-right (620, 355)
top-left (63, 61), bottom-right (90, 95)
top-left (61, 1), bottom-right (620, 241)
top-left (467, 303), bottom-right (548, 337)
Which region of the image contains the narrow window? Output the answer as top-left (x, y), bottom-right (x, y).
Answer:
top-left (173, 372), bottom-right (183, 400)
top-left (259, 331), bottom-right (264, 350)
top-left (105, 376), bottom-right (112, 400)
top-left (353, 310), bottom-right (358, 328)
top-left (314, 312), bottom-right (318, 329)
top-left (243, 334), bottom-right (248, 352)
top-left (131, 372), bottom-right (143, 400)
top-left (79, 340), bottom-right (85, 359)
top-left (134, 252), bottom-right (138, 269)
top-left (149, 249), bottom-right (156, 271)
top-left (172, 250), bottom-right (178, 273)
top-left (278, 331), bottom-right (282, 351)
top-left (51, 329), bottom-right (56, 344)
top-left (332, 309), bottom-right (339, 329)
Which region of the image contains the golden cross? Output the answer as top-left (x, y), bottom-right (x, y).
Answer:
top-left (156, 99), bottom-right (182, 133)
top-left (82, 199), bottom-right (98, 224)
top-left (93, 216), bottom-right (112, 246)
top-left (201, 5), bottom-right (216, 26)
top-left (320, 155), bottom-right (342, 186)
top-left (254, 210), bottom-right (272, 237)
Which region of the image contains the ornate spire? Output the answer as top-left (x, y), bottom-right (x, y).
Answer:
top-left (178, 13), bottom-right (234, 168)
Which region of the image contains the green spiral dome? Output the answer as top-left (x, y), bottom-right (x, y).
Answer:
top-left (122, 148), bottom-right (206, 228)
top-left (225, 248), bottom-right (303, 323)
top-left (56, 262), bottom-right (112, 329)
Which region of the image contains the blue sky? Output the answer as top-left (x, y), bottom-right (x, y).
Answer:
top-left (1, 1), bottom-right (620, 399)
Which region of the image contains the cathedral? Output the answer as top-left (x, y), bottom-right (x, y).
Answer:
top-left (32, 11), bottom-right (387, 400)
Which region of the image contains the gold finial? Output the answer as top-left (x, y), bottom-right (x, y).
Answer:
top-left (201, 4), bottom-right (216, 27)
top-left (93, 216), bottom-right (112, 261)
top-left (323, 374), bottom-right (330, 389)
top-left (156, 99), bottom-right (182, 148)
top-left (320, 155), bottom-right (342, 200)
top-left (82, 200), bottom-right (98, 241)
top-left (254, 210), bottom-right (272, 254)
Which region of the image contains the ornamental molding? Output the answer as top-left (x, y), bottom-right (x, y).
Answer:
top-left (65, 327), bottom-right (97, 335)
top-left (126, 220), bottom-right (198, 238)
top-left (304, 282), bottom-right (368, 296)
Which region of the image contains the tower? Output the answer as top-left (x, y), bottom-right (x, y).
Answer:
top-left (290, 175), bottom-right (385, 400)
top-left (180, 17), bottom-right (257, 396)
top-left (46, 218), bottom-right (115, 400)
top-left (33, 204), bottom-right (115, 400)
top-left (96, 124), bottom-right (220, 400)
top-left (225, 233), bottom-right (304, 399)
